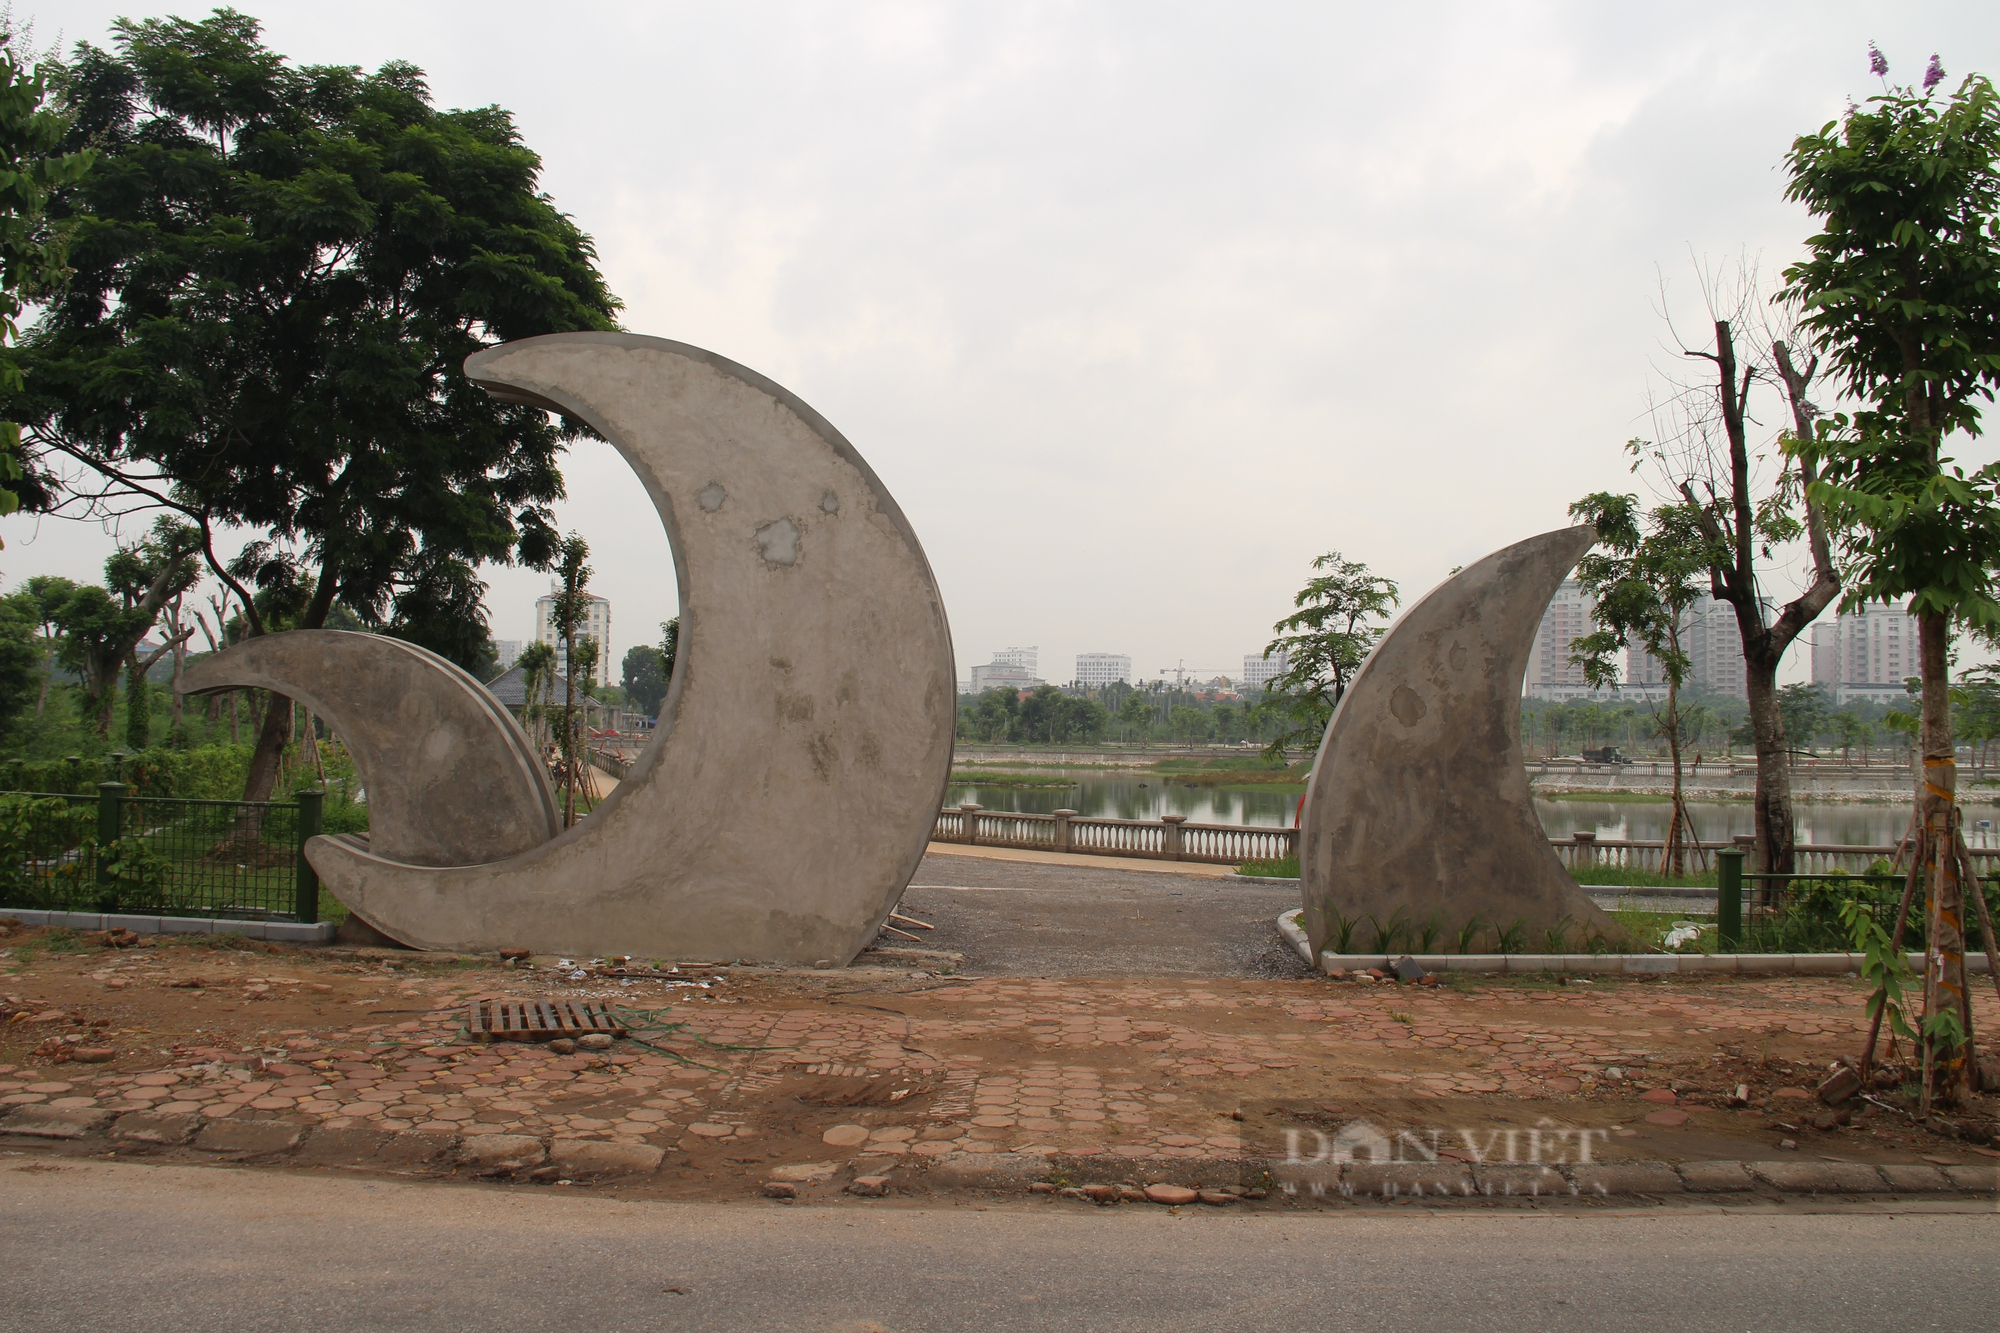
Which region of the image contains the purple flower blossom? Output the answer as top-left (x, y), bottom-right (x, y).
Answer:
top-left (1868, 43), bottom-right (1888, 77)
top-left (1924, 54), bottom-right (1946, 92)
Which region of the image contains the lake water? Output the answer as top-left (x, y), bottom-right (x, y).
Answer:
top-left (945, 774), bottom-right (2000, 848)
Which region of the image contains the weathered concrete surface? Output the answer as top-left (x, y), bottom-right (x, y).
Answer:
top-left (307, 333), bottom-right (957, 964)
top-left (1299, 525), bottom-right (1633, 957)
top-left (179, 632), bottom-right (560, 882)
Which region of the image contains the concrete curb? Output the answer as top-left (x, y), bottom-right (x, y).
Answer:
top-left (0, 907), bottom-right (336, 945)
top-left (2, 1109), bottom-right (1991, 1200)
top-left (1258, 1155), bottom-right (1998, 1200)
top-left (1228, 873), bottom-right (1300, 886)
top-left (1275, 911), bottom-right (1991, 978)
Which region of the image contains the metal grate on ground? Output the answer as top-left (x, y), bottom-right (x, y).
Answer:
top-left (467, 998), bottom-right (629, 1043)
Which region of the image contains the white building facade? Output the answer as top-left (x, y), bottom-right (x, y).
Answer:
top-left (1241, 649), bottom-right (1288, 693)
top-left (1074, 652), bottom-right (1131, 686)
top-left (969, 663), bottom-right (1040, 694)
top-left (534, 589), bottom-right (612, 687)
top-left (1812, 599), bottom-right (1924, 705)
top-left (993, 646), bottom-right (1038, 676)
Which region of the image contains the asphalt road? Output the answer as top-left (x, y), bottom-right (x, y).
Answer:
top-left (901, 851), bottom-right (1311, 978)
top-left (4, 1159), bottom-right (1994, 1332)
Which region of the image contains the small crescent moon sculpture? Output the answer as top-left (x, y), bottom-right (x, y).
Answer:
top-left (1298, 524), bottom-right (1634, 957)
top-left (178, 631), bottom-right (560, 869)
top-left (221, 333), bottom-right (957, 963)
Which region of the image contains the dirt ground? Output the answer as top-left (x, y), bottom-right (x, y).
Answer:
top-left (5, 871), bottom-right (1998, 1207)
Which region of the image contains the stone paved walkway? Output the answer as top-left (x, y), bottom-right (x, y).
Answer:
top-left (5, 933), bottom-right (1996, 1184)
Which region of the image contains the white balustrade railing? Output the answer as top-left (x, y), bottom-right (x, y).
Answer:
top-left (1550, 832), bottom-right (2000, 876)
top-left (932, 803), bottom-right (1298, 865)
top-left (931, 809), bottom-right (2000, 873)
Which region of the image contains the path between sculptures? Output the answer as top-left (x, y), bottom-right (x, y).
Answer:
top-left (1, 853), bottom-right (1996, 1203)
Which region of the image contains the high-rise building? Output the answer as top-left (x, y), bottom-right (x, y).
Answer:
top-left (1611, 597), bottom-right (1753, 700)
top-left (1812, 599), bottom-right (1923, 705)
top-left (1074, 652), bottom-right (1131, 686)
top-left (1625, 641), bottom-right (1665, 688)
top-left (534, 587), bottom-right (612, 687)
top-left (1241, 649), bottom-right (1288, 693)
top-left (1523, 580), bottom-right (1600, 699)
top-left (491, 639), bottom-right (523, 674)
top-left (1683, 598), bottom-right (1747, 700)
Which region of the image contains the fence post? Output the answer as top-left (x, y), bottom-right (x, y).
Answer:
top-left (1052, 809), bottom-right (1076, 853)
top-left (294, 789), bottom-right (324, 924)
top-left (959, 803), bottom-right (981, 846)
top-left (95, 781), bottom-right (125, 895)
top-left (1163, 813), bottom-right (1187, 860)
top-left (1717, 847), bottom-right (1744, 952)
top-left (1572, 830), bottom-right (1597, 871)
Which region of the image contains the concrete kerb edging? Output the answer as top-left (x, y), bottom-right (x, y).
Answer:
top-left (0, 907), bottom-right (336, 945)
top-left (1, 1109), bottom-right (1992, 1201)
top-left (1275, 911), bottom-right (1992, 977)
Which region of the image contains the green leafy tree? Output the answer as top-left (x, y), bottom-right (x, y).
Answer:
top-left (1955, 668), bottom-right (2000, 772)
top-left (12, 12), bottom-right (620, 800)
top-left (1168, 705), bottom-right (1209, 744)
top-left (0, 588), bottom-right (43, 730)
top-left (1258, 552), bottom-right (1399, 760)
top-left (660, 616), bottom-right (679, 699)
top-left (621, 642), bottom-right (668, 718)
top-left (514, 638), bottom-right (556, 751)
top-left (1568, 494), bottom-right (1713, 875)
top-left (1782, 56), bottom-right (2000, 1107)
top-left (1116, 690), bottom-right (1152, 742)
top-left (0, 24), bottom-right (96, 528)
top-left (545, 534), bottom-right (594, 826)
top-left (960, 687), bottom-right (1020, 743)
top-left (1014, 685), bottom-right (1106, 744)
top-left (52, 518), bottom-right (196, 737)
top-left (1776, 682), bottom-right (1832, 754)
top-left (1831, 708), bottom-right (1874, 764)
top-left (15, 573), bottom-right (76, 715)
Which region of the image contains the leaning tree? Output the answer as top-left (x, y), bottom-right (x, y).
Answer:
top-left (12, 11), bottom-right (620, 799)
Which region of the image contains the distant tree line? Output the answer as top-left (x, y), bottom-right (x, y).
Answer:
top-left (955, 679), bottom-right (1295, 747)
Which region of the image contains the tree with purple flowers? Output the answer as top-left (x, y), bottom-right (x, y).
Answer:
top-left (1782, 53), bottom-right (2000, 1112)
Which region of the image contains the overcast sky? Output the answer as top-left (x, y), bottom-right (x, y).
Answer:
top-left (9, 2), bottom-right (1998, 686)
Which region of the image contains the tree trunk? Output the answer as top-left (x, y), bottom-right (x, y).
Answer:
top-left (241, 692), bottom-right (294, 804)
top-left (1917, 609), bottom-right (1972, 1108)
top-left (125, 659), bottom-right (149, 750)
top-left (1664, 675), bottom-right (1687, 878)
top-left (169, 624), bottom-right (186, 736)
top-left (1742, 657), bottom-right (1796, 874)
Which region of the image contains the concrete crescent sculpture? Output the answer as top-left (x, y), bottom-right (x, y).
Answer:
top-left (1298, 524), bottom-right (1633, 959)
top-left (179, 631), bottom-right (561, 867)
top-left (228, 333), bottom-right (958, 963)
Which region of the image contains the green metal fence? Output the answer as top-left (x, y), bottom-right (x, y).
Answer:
top-left (0, 783), bottom-right (323, 922)
top-left (1714, 847), bottom-right (1906, 951)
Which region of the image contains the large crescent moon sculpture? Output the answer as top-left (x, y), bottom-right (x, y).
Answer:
top-left (1298, 525), bottom-right (1635, 958)
top-left (194, 333), bottom-right (957, 963)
